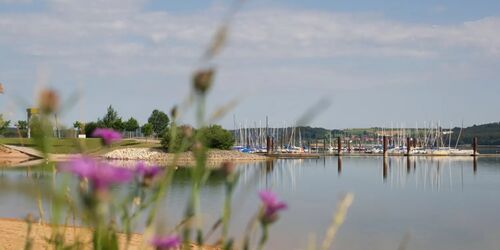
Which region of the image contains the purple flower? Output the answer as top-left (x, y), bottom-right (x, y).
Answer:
top-left (150, 235), bottom-right (181, 250)
top-left (135, 162), bottom-right (163, 186)
top-left (60, 157), bottom-right (133, 191)
top-left (92, 128), bottom-right (122, 145)
top-left (259, 190), bottom-right (287, 224)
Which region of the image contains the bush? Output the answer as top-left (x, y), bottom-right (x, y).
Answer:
top-left (84, 122), bottom-right (98, 138)
top-left (161, 125), bottom-right (233, 152)
top-left (160, 125), bottom-right (194, 152)
top-left (199, 125), bottom-right (234, 150)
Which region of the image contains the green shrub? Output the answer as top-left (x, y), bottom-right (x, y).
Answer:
top-left (198, 125), bottom-right (234, 150)
top-left (84, 122), bottom-right (98, 138)
top-left (160, 125), bottom-right (194, 152)
top-left (160, 124), bottom-right (233, 152)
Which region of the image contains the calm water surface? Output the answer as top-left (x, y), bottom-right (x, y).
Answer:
top-left (1, 156), bottom-right (500, 250)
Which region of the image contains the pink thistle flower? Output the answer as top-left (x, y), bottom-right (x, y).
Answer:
top-left (60, 157), bottom-right (133, 191)
top-left (92, 128), bottom-right (122, 145)
top-left (150, 235), bottom-right (181, 250)
top-left (259, 190), bottom-right (287, 224)
top-left (135, 162), bottom-right (163, 186)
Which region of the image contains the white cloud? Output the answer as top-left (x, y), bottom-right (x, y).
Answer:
top-left (0, 0), bottom-right (31, 3)
top-left (0, 1), bottom-right (499, 84)
top-left (1, 0), bottom-right (500, 128)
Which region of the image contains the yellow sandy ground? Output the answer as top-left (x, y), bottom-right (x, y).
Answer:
top-left (0, 218), bottom-right (219, 250)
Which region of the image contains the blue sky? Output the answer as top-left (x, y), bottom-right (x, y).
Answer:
top-left (0, 0), bottom-right (499, 129)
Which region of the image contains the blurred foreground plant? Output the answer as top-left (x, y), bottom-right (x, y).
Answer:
top-left (15, 1), bottom-right (354, 249)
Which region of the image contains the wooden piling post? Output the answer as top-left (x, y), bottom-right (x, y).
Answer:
top-left (406, 156), bottom-right (411, 173)
top-left (383, 136), bottom-right (388, 157)
top-left (266, 136), bottom-right (271, 154)
top-left (337, 136), bottom-right (342, 155)
top-left (472, 137), bottom-right (478, 156)
top-left (406, 137), bottom-right (411, 156)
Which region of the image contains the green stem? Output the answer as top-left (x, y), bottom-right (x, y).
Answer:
top-left (258, 224), bottom-right (269, 250)
top-left (221, 181), bottom-right (234, 245)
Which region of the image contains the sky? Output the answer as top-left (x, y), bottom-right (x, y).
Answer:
top-left (0, 0), bottom-right (499, 129)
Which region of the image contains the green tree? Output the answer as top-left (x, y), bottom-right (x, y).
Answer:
top-left (16, 120), bottom-right (28, 130)
top-left (99, 105), bottom-right (124, 130)
top-left (198, 125), bottom-right (234, 150)
top-left (73, 121), bottom-right (84, 134)
top-left (142, 123), bottom-right (153, 138)
top-left (85, 121), bottom-right (98, 138)
top-left (0, 114), bottom-right (10, 134)
top-left (148, 109), bottom-right (169, 136)
top-left (124, 117), bottom-right (140, 132)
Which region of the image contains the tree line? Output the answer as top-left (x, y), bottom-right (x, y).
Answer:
top-left (81, 106), bottom-right (234, 151)
top-left (78, 105), bottom-right (170, 139)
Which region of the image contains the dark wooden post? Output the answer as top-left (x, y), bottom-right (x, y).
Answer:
top-left (472, 137), bottom-right (478, 156)
top-left (337, 137), bottom-right (342, 155)
top-left (383, 136), bottom-right (388, 157)
top-left (266, 136), bottom-right (271, 154)
top-left (406, 156), bottom-right (411, 173)
top-left (406, 137), bottom-right (411, 156)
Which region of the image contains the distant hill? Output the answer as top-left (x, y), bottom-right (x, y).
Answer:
top-left (452, 122), bottom-right (500, 145)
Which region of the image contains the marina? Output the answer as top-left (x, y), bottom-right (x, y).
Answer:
top-left (232, 118), bottom-right (497, 158)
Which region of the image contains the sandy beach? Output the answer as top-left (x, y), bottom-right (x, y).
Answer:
top-left (0, 145), bottom-right (36, 167)
top-left (0, 218), bottom-right (219, 250)
top-left (0, 218), bottom-right (143, 250)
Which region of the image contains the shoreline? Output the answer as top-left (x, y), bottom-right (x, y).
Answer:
top-left (0, 145), bottom-right (271, 168)
top-left (0, 145), bottom-right (38, 167)
top-left (103, 148), bottom-right (270, 166)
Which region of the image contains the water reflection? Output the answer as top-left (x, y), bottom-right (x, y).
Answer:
top-left (337, 156), bottom-right (342, 175)
top-left (2, 157), bottom-right (500, 250)
top-left (378, 156), bottom-right (482, 191)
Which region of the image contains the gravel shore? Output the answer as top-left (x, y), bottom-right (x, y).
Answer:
top-left (103, 148), bottom-right (269, 166)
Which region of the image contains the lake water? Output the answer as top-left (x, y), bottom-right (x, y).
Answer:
top-left (1, 156), bottom-right (500, 250)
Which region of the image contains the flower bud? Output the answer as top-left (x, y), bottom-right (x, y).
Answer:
top-left (170, 106), bottom-right (178, 120)
top-left (192, 68), bottom-right (215, 94)
top-left (38, 89), bottom-right (59, 114)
